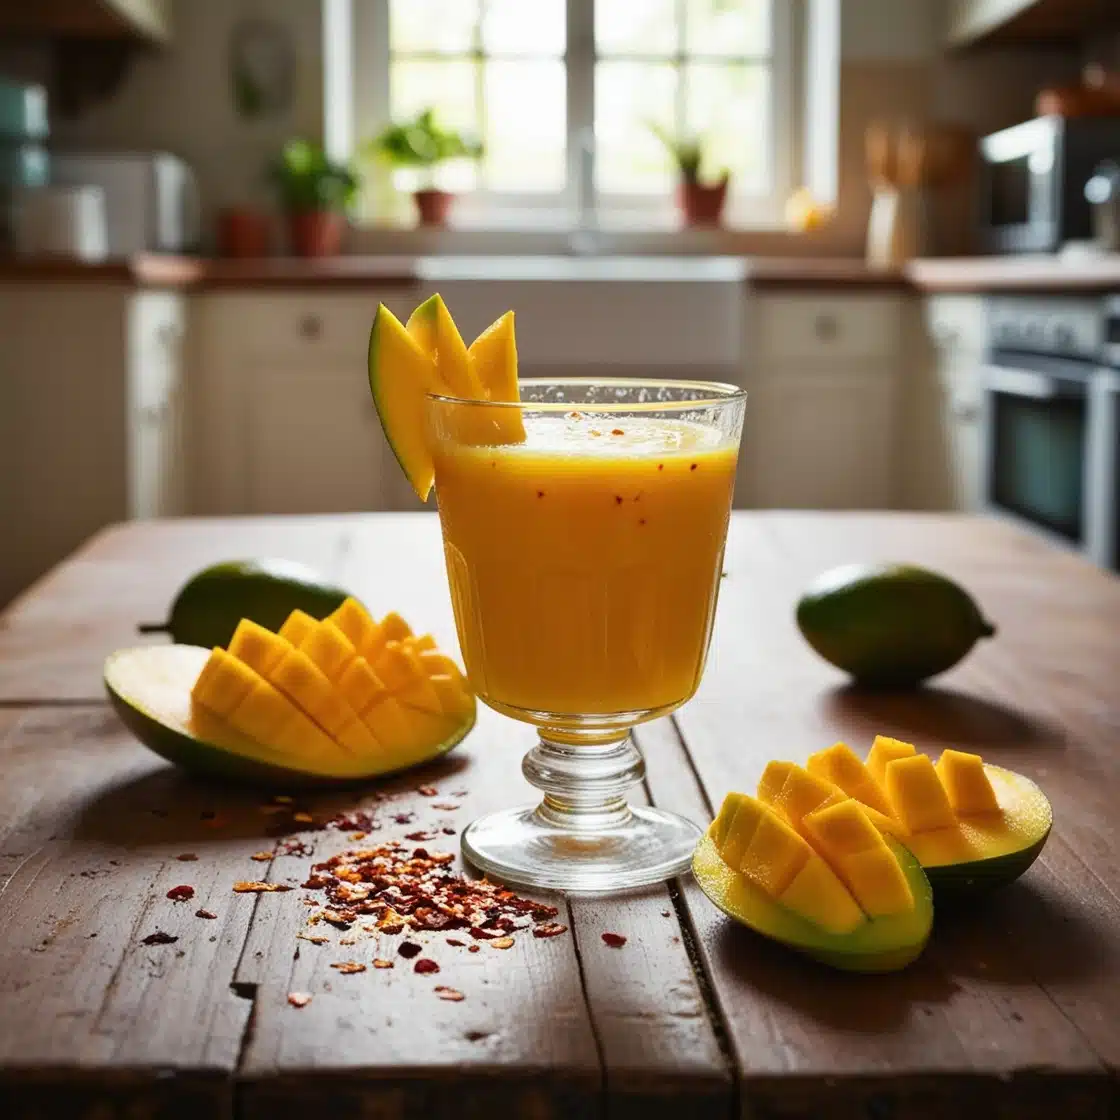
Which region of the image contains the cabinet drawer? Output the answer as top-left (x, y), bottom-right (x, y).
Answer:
top-left (754, 295), bottom-right (904, 363)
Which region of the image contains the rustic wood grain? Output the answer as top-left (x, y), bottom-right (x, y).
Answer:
top-left (655, 511), bottom-right (1120, 1117)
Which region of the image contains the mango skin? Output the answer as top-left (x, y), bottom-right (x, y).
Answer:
top-left (796, 563), bottom-right (996, 688)
top-left (152, 560), bottom-right (352, 650)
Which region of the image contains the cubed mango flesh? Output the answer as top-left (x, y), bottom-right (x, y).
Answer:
top-left (375, 641), bottom-right (443, 713)
top-left (834, 847), bottom-right (914, 917)
top-left (803, 799), bottom-right (885, 857)
top-left (190, 647), bottom-right (257, 717)
top-left (756, 761), bottom-right (795, 807)
top-left (712, 792), bottom-right (752, 848)
top-left (884, 754), bottom-right (957, 833)
top-left (299, 620), bottom-right (358, 682)
top-left (768, 764), bottom-right (846, 829)
top-left (935, 749), bottom-right (1001, 816)
top-left (263, 646), bottom-right (370, 751)
top-left (867, 735), bottom-right (916, 785)
top-left (336, 656), bottom-right (389, 716)
top-left (227, 619), bottom-right (289, 677)
top-left (427, 674), bottom-right (474, 717)
top-left (718, 797), bottom-right (767, 870)
top-left (739, 809), bottom-right (812, 896)
top-left (404, 634), bottom-right (438, 655)
top-left (278, 609), bottom-right (317, 648)
top-left (778, 853), bottom-right (865, 934)
top-left (327, 598), bottom-right (379, 653)
top-left (806, 742), bottom-right (893, 816)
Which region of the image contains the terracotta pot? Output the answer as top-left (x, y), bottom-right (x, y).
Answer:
top-left (287, 209), bottom-right (345, 257)
top-left (677, 177), bottom-right (729, 227)
top-left (414, 189), bottom-right (455, 228)
top-left (217, 207), bottom-right (272, 258)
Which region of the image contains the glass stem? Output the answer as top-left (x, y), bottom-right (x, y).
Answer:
top-left (522, 732), bottom-right (645, 831)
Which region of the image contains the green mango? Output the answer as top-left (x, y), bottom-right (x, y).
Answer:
top-left (796, 563), bottom-right (996, 688)
top-left (140, 560), bottom-right (352, 649)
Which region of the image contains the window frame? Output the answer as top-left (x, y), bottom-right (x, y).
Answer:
top-left (350, 0), bottom-right (800, 230)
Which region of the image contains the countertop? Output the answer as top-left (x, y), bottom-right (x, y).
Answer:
top-left (3, 252), bottom-right (1119, 293)
top-left (1, 511), bottom-right (1118, 1118)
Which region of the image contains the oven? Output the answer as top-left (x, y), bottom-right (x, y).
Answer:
top-left (981, 298), bottom-right (1117, 568)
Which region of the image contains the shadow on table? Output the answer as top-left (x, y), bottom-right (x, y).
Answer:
top-left (821, 683), bottom-right (1066, 751)
top-left (72, 751), bottom-right (473, 848)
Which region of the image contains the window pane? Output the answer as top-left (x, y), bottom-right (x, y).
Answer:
top-left (684, 0), bottom-right (770, 57)
top-left (390, 0), bottom-right (478, 54)
top-left (482, 0), bottom-right (565, 55)
top-left (390, 60), bottom-right (480, 190)
top-left (595, 0), bottom-right (678, 56)
top-left (595, 62), bottom-right (678, 194)
top-left (684, 62), bottom-right (769, 193)
top-left (483, 61), bottom-right (566, 191)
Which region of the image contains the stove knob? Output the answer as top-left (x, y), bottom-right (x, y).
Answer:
top-left (1053, 323), bottom-right (1074, 351)
top-left (1024, 321), bottom-right (1044, 346)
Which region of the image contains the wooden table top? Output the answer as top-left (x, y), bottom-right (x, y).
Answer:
top-left (1, 512), bottom-right (1117, 1119)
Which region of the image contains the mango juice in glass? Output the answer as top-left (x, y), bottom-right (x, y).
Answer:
top-left (428, 379), bottom-right (745, 892)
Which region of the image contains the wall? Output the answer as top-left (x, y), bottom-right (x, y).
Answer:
top-left (45, 0), bottom-right (324, 242)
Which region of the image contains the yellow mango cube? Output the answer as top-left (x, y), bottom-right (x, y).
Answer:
top-left (935, 749), bottom-right (1001, 816)
top-left (756, 761), bottom-right (795, 807)
top-left (191, 647), bottom-right (257, 716)
top-left (806, 742), bottom-right (893, 816)
top-left (265, 647), bottom-right (362, 747)
top-left (719, 797), bottom-right (767, 869)
top-left (739, 808), bottom-right (812, 897)
top-left (417, 649), bottom-right (465, 682)
top-left (278, 609), bottom-right (317, 648)
top-left (227, 619), bottom-right (290, 677)
top-left (333, 712), bottom-right (380, 754)
top-left (836, 847), bottom-right (914, 917)
top-left (327, 598), bottom-right (378, 652)
top-left (884, 754), bottom-right (957, 833)
top-left (803, 799), bottom-right (885, 858)
top-left (299, 620), bottom-right (358, 682)
top-left (427, 674), bottom-right (473, 717)
top-left (228, 679), bottom-right (300, 745)
top-left (375, 641), bottom-right (442, 714)
top-left (778, 853), bottom-right (865, 934)
top-left (336, 656), bottom-right (389, 715)
top-left (378, 612), bottom-right (413, 644)
top-left (772, 765), bottom-right (846, 829)
top-left (867, 736), bottom-right (916, 785)
top-left (404, 634), bottom-right (438, 655)
top-left (712, 792), bottom-right (751, 847)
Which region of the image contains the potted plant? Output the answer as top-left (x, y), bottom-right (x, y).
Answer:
top-left (268, 140), bottom-right (358, 257)
top-left (651, 124), bottom-right (730, 228)
top-left (368, 108), bottom-right (484, 228)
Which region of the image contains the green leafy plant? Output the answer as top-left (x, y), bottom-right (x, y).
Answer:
top-left (367, 109), bottom-right (484, 187)
top-left (268, 140), bottom-right (359, 212)
top-left (649, 122), bottom-right (727, 186)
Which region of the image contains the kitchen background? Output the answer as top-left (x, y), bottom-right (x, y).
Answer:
top-left (2, 0), bottom-right (1119, 609)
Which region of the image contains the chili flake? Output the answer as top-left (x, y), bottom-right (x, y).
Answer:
top-left (287, 992), bottom-right (312, 1008)
top-left (298, 933), bottom-right (329, 945)
top-left (657, 463), bottom-right (664, 471)
top-left (537, 490), bottom-right (545, 498)
top-left (373, 959), bottom-right (394, 969)
top-left (611, 428), bottom-right (624, 436)
top-left (393, 812), bottom-right (415, 825)
top-left (414, 958), bottom-right (440, 974)
top-left (195, 909), bottom-right (218, 920)
top-left (468, 945), bottom-right (480, 953)
top-left (166, 885), bottom-right (195, 902)
top-left (690, 463), bottom-right (698, 471)
top-left (446, 938), bottom-right (466, 947)
top-left (177, 853), bottom-right (198, 862)
top-left (615, 495), bottom-right (624, 505)
top-left (417, 785), bottom-right (439, 797)
top-left (292, 812), bottom-right (314, 824)
top-left (436, 987), bottom-right (465, 1002)
top-left (601, 932), bottom-right (628, 948)
top-left (489, 937), bottom-right (515, 950)
top-left (250, 851), bottom-right (273, 862)
top-left (660, 910), bottom-right (671, 918)
top-left (233, 881), bottom-right (292, 893)
top-left (405, 831), bottom-right (435, 842)
top-left (330, 961), bottom-right (367, 974)
top-left (398, 941), bottom-right (422, 959)
top-left (442, 827), bottom-right (457, 835)
top-left (430, 802), bottom-right (460, 811)
top-left (274, 795), bottom-right (294, 805)
top-left (141, 931), bottom-right (177, 946)
top-left (377, 908), bottom-right (406, 934)
top-left (532, 923), bottom-right (568, 939)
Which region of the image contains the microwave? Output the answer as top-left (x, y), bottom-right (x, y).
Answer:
top-left (979, 116), bottom-right (1120, 254)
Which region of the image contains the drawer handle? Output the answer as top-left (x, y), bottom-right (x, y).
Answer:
top-left (953, 403), bottom-right (981, 423)
top-left (140, 403), bottom-right (166, 425)
top-left (299, 314), bottom-right (323, 340)
top-left (814, 313), bottom-right (839, 341)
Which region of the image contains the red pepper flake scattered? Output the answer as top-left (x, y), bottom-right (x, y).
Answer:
top-left (414, 958), bottom-right (440, 974)
top-left (638, 519), bottom-right (646, 526)
top-left (452, 789), bottom-right (469, 797)
top-left (690, 463), bottom-right (698, 471)
top-left (468, 944), bottom-right (480, 953)
top-left (373, 958), bottom-right (394, 969)
top-left (287, 992), bottom-right (312, 1008)
top-left (615, 495), bottom-right (624, 505)
top-left (589, 429), bottom-right (602, 437)
top-left (436, 987), bottom-right (465, 1002)
top-left (195, 909), bottom-right (217, 920)
top-left (489, 937), bottom-right (515, 950)
top-left (568, 411), bottom-right (584, 420)
top-left (233, 881), bottom-right (292, 893)
top-left (611, 428), bottom-right (624, 436)
top-left (349, 831), bottom-right (367, 841)
top-left (442, 827), bottom-right (457, 835)
top-left (601, 932), bottom-right (628, 948)
top-left (532, 922), bottom-right (568, 939)
top-left (298, 933), bottom-right (329, 945)
top-left (176, 853), bottom-right (198, 862)
top-left (405, 830), bottom-right (435, 842)
top-left (660, 910), bottom-right (671, 918)
top-left (166, 885), bottom-right (195, 902)
top-left (658, 463), bottom-right (664, 471)
top-left (398, 941), bottom-right (422, 959)
top-left (250, 851), bottom-right (273, 862)
top-left (536, 490), bottom-right (545, 499)
top-left (446, 938), bottom-right (466, 947)
top-left (430, 802), bottom-right (460, 811)
top-left (141, 931), bottom-right (177, 946)
top-left (292, 812), bottom-right (314, 825)
top-left (330, 961), bottom-right (367, 974)
top-left (393, 812), bottom-right (415, 825)
top-left (279, 838), bottom-right (314, 858)
top-left (418, 785), bottom-right (439, 797)
top-left (377, 908), bottom-right (407, 934)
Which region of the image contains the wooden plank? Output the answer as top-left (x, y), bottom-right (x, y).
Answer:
top-left (0, 704), bottom-right (280, 1120)
top-left (652, 512), bottom-right (1120, 1117)
top-left (0, 515), bottom-right (366, 703)
top-left (235, 514), bottom-right (729, 1119)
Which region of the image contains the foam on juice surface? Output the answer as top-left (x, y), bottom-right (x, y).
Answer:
top-left (486, 414), bottom-right (732, 458)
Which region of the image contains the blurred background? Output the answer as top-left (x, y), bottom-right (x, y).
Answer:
top-left (2, 0), bottom-right (1120, 608)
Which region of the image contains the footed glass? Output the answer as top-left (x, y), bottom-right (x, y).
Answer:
top-left (427, 379), bottom-right (746, 893)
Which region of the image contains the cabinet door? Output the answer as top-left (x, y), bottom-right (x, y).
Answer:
top-left (244, 367), bottom-right (401, 515)
top-left (750, 369), bottom-right (897, 509)
top-left (942, 373), bottom-right (985, 513)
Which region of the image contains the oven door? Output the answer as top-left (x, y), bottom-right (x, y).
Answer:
top-left (981, 356), bottom-right (1091, 547)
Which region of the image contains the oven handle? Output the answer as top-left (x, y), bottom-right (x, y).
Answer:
top-left (980, 364), bottom-right (1084, 400)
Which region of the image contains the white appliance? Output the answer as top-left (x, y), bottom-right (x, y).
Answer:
top-left (12, 184), bottom-right (108, 260)
top-left (49, 151), bottom-right (199, 254)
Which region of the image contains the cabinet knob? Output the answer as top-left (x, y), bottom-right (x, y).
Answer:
top-left (298, 314), bottom-right (323, 340)
top-left (140, 403), bottom-right (165, 425)
top-left (953, 402), bottom-right (980, 423)
top-left (814, 313), bottom-right (839, 341)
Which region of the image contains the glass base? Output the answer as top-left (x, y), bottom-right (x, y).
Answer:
top-left (460, 730), bottom-right (702, 894)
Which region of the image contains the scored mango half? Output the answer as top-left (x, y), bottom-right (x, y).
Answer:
top-left (368, 294), bottom-right (523, 502)
top-left (103, 598), bottom-right (476, 787)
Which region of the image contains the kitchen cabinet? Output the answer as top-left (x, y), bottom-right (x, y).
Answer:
top-left (742, 294), bottom-right (904, 510)
top-left (191, 291), bottom-right (424, 516)
top-left (0, 0), bottom-right (171, 42)
top-left (0, 285), bottom-right (186, 607)
top-left (945, 0), bottom-right (1111, 46)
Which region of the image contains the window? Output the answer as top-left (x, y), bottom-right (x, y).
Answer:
top-left (363, 0), bottom-right (796, 227)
